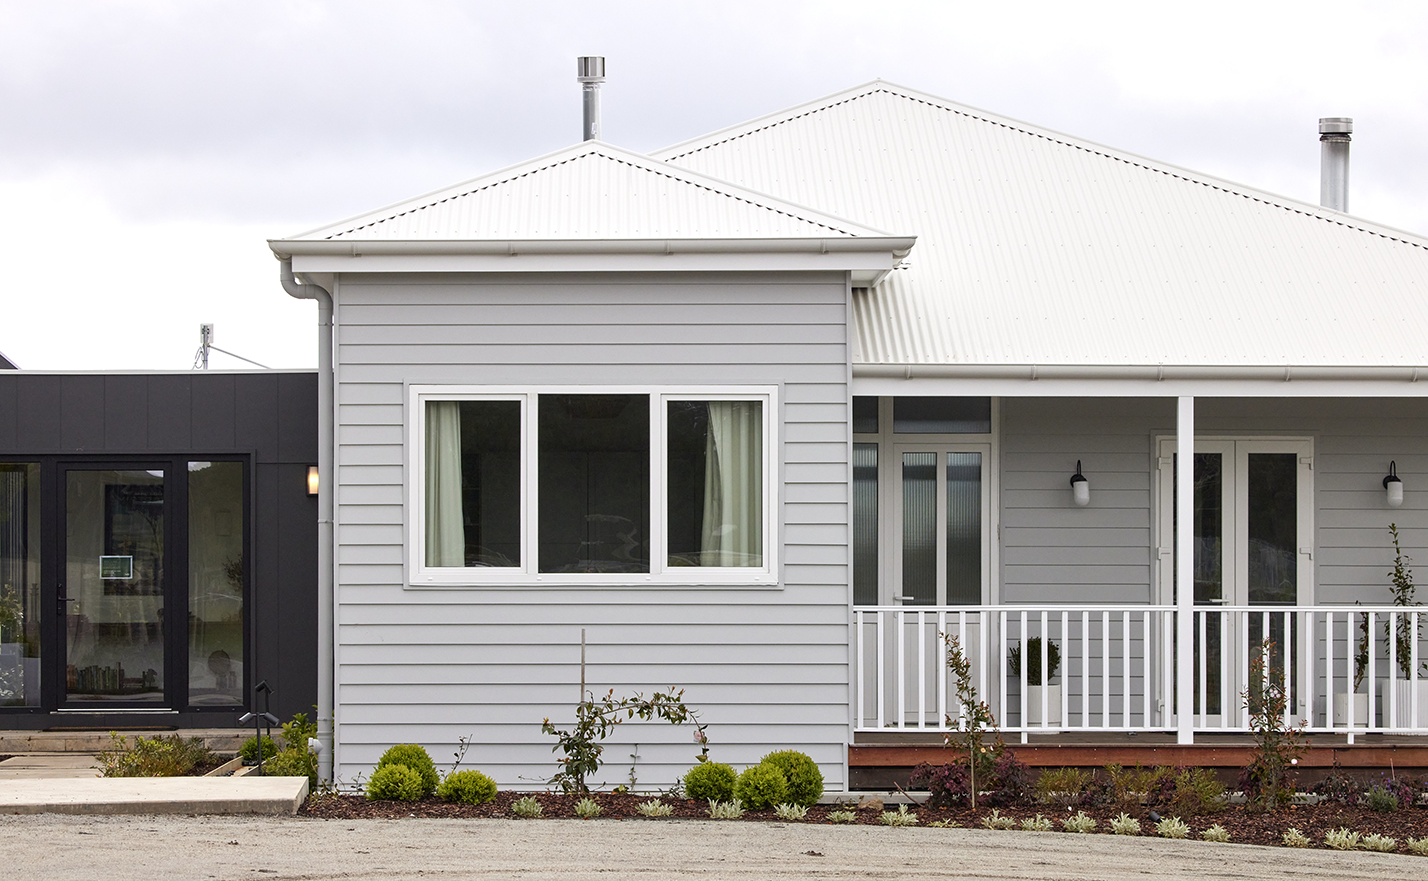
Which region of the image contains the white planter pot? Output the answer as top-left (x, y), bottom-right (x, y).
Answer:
top-left (1380, 680), bottom-right (1428, 730)
top-left (1023, 684), bottom-right (1063, 727)
top-left (1332, 692), bottom-right (1369, 728)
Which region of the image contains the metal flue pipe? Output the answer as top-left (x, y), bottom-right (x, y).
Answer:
top-left (1319, 117), bottom-right (1352, 213)
top-left (578, 56), bottom-right (605, 141)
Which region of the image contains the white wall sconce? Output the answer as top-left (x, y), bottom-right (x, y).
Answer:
top-left (1070, 460), bottom-right (1090, 507)
top-left (307, 465), bottom-right (320, 497)
top-left (1384, 461), bottom-right (1403, 507)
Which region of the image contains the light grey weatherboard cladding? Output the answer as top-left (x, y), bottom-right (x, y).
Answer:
top-left (332, 270), bottom-right (851, 789)
top-left (999, 396), bottom-right (1428, 608)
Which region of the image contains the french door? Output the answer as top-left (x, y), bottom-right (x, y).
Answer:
top-left (1156, 438), bottom-right (1313, 717)
top-left (889, 444), bottom-right (991, 606)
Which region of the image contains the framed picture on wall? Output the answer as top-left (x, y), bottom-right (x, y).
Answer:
top-left (103, 484), bottom-right (163, 596)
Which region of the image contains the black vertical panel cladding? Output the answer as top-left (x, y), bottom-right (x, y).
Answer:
top-left (147, 375), bottom-right (193, 450)
top-left (235, 373), bottom-right (280, 463)
top-left (60, 375), bottom-right (105, 451)
top-left (103, 376), bottom-right (148, 451)
top-left (191, 373), bottom-right (236, 451)
top-left (0, 376), bottom-right (17, 449)
top-left (15, 375), bottom-right (61, 450)
top-left (0, 371), bottom-right (318, 728)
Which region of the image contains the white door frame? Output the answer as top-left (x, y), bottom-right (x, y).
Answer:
top-left (887, 442), bottom-right (993, 606)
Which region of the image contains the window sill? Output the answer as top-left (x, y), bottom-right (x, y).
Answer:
top-left (405, 575), bottom-right (782, 590)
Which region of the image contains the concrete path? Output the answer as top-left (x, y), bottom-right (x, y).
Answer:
top-left (0, 776), bottom-right (308, 815)
top-left (0, 754), bottom-right (100, 779)
top-left (0, 815), bottom-right (1420, 880)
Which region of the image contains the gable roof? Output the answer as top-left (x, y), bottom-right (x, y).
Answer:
top-left (283, 140), bottom-right (898, 242)
top-left (656, 81), bottom-right (1428, 368)
top-left (0, 350), bottom-right (15, 369)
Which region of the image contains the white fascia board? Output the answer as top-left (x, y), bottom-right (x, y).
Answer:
top-left (853, 363), bottom-right (1428, 398)
top-left (277, 236), bottom-right (914, 283)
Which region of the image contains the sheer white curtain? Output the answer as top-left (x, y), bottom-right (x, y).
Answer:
top-left (425, 402), bottom-right (465, 567)
top-left (700, 401), bottom-right (762, 566)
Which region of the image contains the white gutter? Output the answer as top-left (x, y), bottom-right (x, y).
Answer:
top-left (279, 258), bottom-right (335, 784)
top-left (269, 236), bottom-right (916, 259)
top-left (855, 363), bottom-right (1428, 382)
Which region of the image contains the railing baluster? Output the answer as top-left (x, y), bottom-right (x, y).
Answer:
top-left (998, 610), bottom-right (1008, 738)
top-left (1368, 611), bottom-right (1377, 731)
top-left (896, 609), bottom-right (906, 729)
top-left (917, 610), bottom-right (927, 729)
top-left (1414, 611), bottom-right (1422, 733)
top-left (1101, 610), bottom-right (1110, 729)
top-left (1281, 612), bottom-right (1292, 731)
top-left (937, 609), bottom-right (948, 730)
top-left (1389, 611), bottom-right (1400, 732)
top-left (1082, 611), bottom-right (1091, 730)
top-left (1122, 611), bottom-right (1131, 729)
top-left (1142, 611), bottom-right (1152, 729)
top-left (1240, 611), bottom-right (1250, 730)
top-left (1197, 609), bottom-right (1207, 730)
top-left (1019, 610), bottom-right (1028, 741)
top-left (855, 609), bottom-right (864, 729)
top-left (1040, 610), bottom-right (1049, 730)
top-left (875, 609), bottom-right (885, 730)
top-left (1062, 611), bottom-right (1070, 730)
top-left (1325, 610), bottom-right (1335, 732)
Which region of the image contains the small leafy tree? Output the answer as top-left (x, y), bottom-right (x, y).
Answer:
top-left (1388, 523), bottom-right (1426, 681)
top-left (540, 687), bottom-right (708, 794)
top-left (944, 633), bottom-right (999, 808)
top-left (1239, 641), bottom-right (1306, 811)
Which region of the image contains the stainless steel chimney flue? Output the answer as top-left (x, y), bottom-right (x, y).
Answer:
top-left (577, 56), bottom-right (605, 141)
top-left (1319, 117), bottom-right (1352, 213)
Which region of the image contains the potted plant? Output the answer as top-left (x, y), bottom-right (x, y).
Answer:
top-left (1009, 636), bottom-right (1062, 727)
top-left (1382, 524), bottom-right (1428, 728)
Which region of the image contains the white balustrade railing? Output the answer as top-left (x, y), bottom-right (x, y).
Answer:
top-left (852, 605), bottom-right (1428, 740)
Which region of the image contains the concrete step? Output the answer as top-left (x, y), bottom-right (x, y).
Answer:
top-left (0, 776), bottom-right (309, 815)
top-left (0, 755), bottom-right (101, 779)
top-left (0, 729), bottom-right (246, 755)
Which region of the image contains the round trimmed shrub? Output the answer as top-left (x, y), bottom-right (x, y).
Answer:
top-left (239, 735), bottom-right (278, 762)
top-left (758, 750), bottom-right (823, 807)
top-left (263, 747), bottom-right (317, 789)
top-left (683, 761), bottom-right (737, 801)
top-left (366, 764), bottom-right (424, 801)
top-left (437, 769), bottom-right (498, 805)
top-left (376, 744), bottom-right (438, 796)
top-left (735, 762), bottom-right (788, 811)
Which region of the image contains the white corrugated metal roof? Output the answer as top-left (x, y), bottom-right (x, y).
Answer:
top-left (655, 81), bottom-right (1428, 368)
top-left (284, 141), bottom-right (896, 242)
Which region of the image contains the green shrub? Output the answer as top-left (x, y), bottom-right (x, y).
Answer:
top-left (1365, 783), bottom-right (1400, 813)
top-left (758, 751), bottom-right (824, 807)
top-left (511, 795), bottom-right (543, 818)
top-left (239, 735), bottom-right (279, 762)
top-left (263, 746), bottom-right (317, 789)
top-left (95, 733), bottom-right (214, 778)
top-left (735, 763), bottom-right (789, 810)
top-left (683, 761), bottom-right (738, 801)
top-left (376, 744), bottom-right (438, 796)
top-left (436, 770), bottom-right (498, 805)
top-left (1036, 766), bottom-right (1092, 804)
top-left (366, 764), bottom-right (424, 801)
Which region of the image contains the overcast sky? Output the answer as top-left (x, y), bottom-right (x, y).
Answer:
top-left (2, 0), bottom-right (1425, 370)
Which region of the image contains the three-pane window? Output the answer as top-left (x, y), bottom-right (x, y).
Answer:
top-left (413, 388), bottom-right (773, 584)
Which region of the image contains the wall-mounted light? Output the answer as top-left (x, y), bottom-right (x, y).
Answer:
top-left (1070, 460), bottom-right (1090, 507)
top-left (307, 466), bottom-right (320, 497)
top-left (1384, 461), bottom-right (1403, 507)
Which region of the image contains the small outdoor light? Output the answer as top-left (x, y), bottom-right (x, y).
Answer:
top-left (307, 465), bottom-right (320, 497)
top-left (1070, 460), bottom-right (1090, 507)
top-left (1384, 461), bottom-right (1404, 507)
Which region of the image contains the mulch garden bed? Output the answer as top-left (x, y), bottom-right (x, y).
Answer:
top-left (302, 791), bottom-right (1428, 853)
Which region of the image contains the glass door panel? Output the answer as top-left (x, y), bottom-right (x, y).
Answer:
top-left (945, 452), bottom-right (982, 604)
top-left (63, 469), bottom-right (166, 704)
top-left (1246, 453), bottom-right (1298, 606)
top-left (900, 452), bottom-right (937, 605)
top-left (187, 461), bottom-right (244, 706)
top-left (0, 464), bottom-right (41, 706)
top-left (893, 445), bottom-right (989, 606)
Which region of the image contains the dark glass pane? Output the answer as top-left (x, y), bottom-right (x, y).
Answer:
top-left (425, 400), bottom-right (521, 567)
top-left (0, 463), bottom-right (40, 706)
top-left (188, 461), bottom-right (244, 706)
top-left (901, 452), bottom-right (936, 605)
top-left (946, 452), bottom-right (981, 604)
top-left (65, 469), bottom-right (165, 702)
top-left (1247, 453), bottom-right (1297, 605)
top-left (852, 444), bottom-right (878, 605)
top-left (539, 395), bottom-right (649, 574)
top-left (667, 400), bottom-right (763, 568)
top-left (893, 397), bottom-right (991, 434)
top-left (852, 396), bottom-right (879, 434)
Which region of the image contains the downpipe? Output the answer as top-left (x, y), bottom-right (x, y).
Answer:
top-left (280, 258), bottom-right (335, 784)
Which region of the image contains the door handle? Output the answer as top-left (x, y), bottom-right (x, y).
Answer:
top-left (57, 597), bottom-right (79, 614)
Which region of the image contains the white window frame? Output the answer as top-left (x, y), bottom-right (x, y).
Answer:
top-left (408, 384), bottom-right (778, 587)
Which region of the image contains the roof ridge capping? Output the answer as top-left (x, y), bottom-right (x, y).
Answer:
top-left (277, 139), bottom-right (906, 243)
top-left (653, 79), bottom-right (1428, 250)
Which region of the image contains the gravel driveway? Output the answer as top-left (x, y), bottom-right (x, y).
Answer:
top-left (2, 814), bottom-right (1421, 880)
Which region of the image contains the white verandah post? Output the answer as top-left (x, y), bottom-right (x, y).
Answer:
top-left (1176, 396), bottom-right (1196, 745)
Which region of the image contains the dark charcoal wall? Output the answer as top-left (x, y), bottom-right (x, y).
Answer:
top-left (0, 371), bottom-right (318, 725)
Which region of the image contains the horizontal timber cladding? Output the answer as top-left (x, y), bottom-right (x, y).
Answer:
top-left (999, 396), bottom-right (1428, 608)
top-left (331, 270), bottom-right (852, 790)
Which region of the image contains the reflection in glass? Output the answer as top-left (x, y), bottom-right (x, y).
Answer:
top-left (65, 469), bottom-right (165, 702)
top-left (425, 400), bottom-right (522, 567)
top-left (901, 453), bottom-right (936, 605)
top-left (852, 444), bottom-right (878, 605)
top-left (1247, 453), bottom-right (1297, 605)
top-left (188, 462), bottom-right (244, 706)
top-left (946, 452), bottom-right (982, 604)
top-left (0, 464), bottom-right (41, 706)
top-left (539, 395), bottom-right (649, 574)
top-left (1174, 452), bottom-right (1225, 715)
top-left (667, 401), bottom-right (763, 567)
top-left (893, 397), bottom-right (991, 434)
top-left (852, 397), bottom-right (879, 434)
